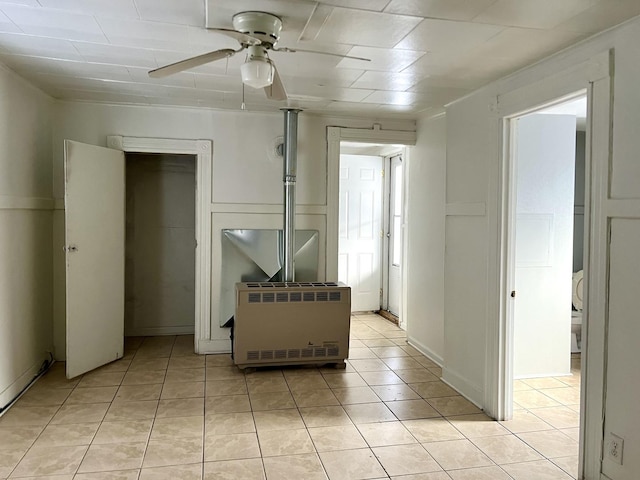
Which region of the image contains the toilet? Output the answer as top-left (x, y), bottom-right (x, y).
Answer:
top-left (571, 270), bottom-right (584, 352)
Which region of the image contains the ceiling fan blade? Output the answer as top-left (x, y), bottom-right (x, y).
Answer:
top-left (149, 49), bottom-right (238, 78)
top-left (208, 28), bottom-right (262, 46)
top-left (264, 64), bottom-right (287, 101)
top-left (274, 47), bottom-right (371, 62)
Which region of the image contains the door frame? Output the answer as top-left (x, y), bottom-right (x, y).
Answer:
top-left (490, 51), bottom-right (612, 479)
top-left (107, 136), bottom-right (212, 354)
top-left (326, 127), bottom-right (415, 317)
top-left (329, 130), bottom-right (414, 321)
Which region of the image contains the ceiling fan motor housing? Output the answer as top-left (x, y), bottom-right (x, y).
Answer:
top-left (232, 11), bottom-right (283, 47)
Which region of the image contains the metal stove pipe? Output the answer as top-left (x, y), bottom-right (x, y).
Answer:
top-left (282, 108), bottom-right (301, 282)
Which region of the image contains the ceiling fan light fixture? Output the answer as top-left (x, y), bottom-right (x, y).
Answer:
top-left (241, 56), bottom-right (274, 89)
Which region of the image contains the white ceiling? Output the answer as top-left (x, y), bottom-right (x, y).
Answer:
top-left (0, 0), bottom-right (638, 118)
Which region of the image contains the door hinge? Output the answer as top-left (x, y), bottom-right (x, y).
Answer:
top-left (379, 288), bottom-right (383, 298)
top-left (381, 169), bottom-right (385, 178)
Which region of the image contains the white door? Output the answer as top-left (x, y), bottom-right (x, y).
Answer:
top-left (65, 140), bottom-right (125, 379)
top-left (387, 155), bottom-right (404, 316)
top-left (513, 114), bottom-right (576, 378)
top-left (338, 154), bottom-right (383, 311)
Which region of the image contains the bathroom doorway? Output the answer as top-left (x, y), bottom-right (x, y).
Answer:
top-left (510, 96), bottom-right (587, 380)
top-left (503, 93), bottom-right (587, 478)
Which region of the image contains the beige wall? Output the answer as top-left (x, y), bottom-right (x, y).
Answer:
top-left (0, 65), bottom-right (54, 407)
top-left (51, 101), bottom-right (415, 357)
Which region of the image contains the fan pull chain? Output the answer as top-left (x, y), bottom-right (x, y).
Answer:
top-left (241, 82), bottom-right (246, 110)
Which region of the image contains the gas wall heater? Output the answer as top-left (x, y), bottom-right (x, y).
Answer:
top-left (234, 282), bottom-right (351, 369)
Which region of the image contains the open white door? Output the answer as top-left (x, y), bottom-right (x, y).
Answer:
top-left (338, 154), bottom-right (383, 312)
top-left (64, 140), bottom-right (125, 379)
top-left (513, 114), bottom-right (576, 378)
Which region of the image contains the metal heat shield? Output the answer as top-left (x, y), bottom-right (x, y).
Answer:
top-left (219, 229), bottom-right (319, 326)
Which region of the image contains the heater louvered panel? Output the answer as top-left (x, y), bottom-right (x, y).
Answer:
top-left (234, 282), bottom-right (351, 369)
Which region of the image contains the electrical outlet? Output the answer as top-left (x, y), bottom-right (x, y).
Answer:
top-left (607, 433), bottom-right (624, 465)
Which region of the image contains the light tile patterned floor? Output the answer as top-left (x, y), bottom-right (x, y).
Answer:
top-left (0, 313), bottom-right (581, 479)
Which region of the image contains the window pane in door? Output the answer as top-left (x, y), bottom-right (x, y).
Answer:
top-left (393, 216), bottom-right (401, 266)
top-left (394, 164), bottom-right (403, 216)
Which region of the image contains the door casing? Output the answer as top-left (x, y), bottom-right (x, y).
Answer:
top-left (107, 136), bottom-right (212, 354)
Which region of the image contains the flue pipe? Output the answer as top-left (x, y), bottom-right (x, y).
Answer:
top-left (282, 108), bottom-right (301, 282)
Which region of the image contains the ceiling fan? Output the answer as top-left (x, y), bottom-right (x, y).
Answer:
top-left (148, 11), bottom-right (370, 101)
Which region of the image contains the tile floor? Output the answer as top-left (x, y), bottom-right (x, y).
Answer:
top-left (0, 313), bottom-right (581, 479)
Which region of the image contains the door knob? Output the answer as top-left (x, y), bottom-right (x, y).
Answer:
top-left (510, 291), bottom-right (516, 298)
top-left (64, 245), bottom-right (78, 252)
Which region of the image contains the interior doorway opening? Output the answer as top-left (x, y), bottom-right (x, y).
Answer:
top-left (124, 152), bottom-right (197, 338)
top-left (503, 93), bottom-right (587, 476)
top-left (337, 141), bottom-right (406, 327)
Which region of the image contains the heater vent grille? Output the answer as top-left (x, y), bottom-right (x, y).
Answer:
top-left (262, 293), bottom-right (275, 303)
top-left (248, 293), bottom-right (261, 303)
top-left (244, 346), bottom-right (341, 362)
top-left (245, 282), bottom-right (339, 288)
top-left (247, 290), bottom-right (344, 304)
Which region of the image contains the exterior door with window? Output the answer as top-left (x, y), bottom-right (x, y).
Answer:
top-left (338, 154), bottom-right (384, 312)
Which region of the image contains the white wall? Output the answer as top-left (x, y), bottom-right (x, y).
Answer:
top-left (51, 102), bottom-right (415, 357)
top-left (0, 65), bottom-right (54, 408)
top-left (441, 15), bottom-right (640, 479)
top-left (443, 91), bottom-right (496, 403)
top-left (404, 113), bottom-right (446, 364)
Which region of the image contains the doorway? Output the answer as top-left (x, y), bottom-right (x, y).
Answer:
top-left (337, 142), bottom-right (405, 322)
top-left (504, 94), bottom-right (587, 477)
top-left (124, 153), bottom-right (197, 337)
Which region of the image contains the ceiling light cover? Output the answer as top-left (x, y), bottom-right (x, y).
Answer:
top-left (241, 57), bottom-right (274, 88)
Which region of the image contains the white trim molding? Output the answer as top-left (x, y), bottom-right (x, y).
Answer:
top-left (107, 135), bottom-right (213, 355)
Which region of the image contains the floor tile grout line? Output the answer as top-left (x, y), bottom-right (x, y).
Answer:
top-left (5, 325), bottom-right (579, 479)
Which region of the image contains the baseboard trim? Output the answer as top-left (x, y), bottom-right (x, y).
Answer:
top-left (197, 339), bottom-right (231, 354)
top-left (442, 366), bottom-right (484, 409)
top-left (125, 326), bottom-right (194, 337)
top-left (0, 356), bottom-right (49, 415)
top-left (406, 337), bottom-right (444, 367)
